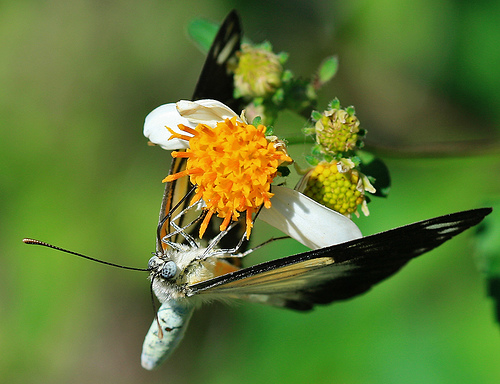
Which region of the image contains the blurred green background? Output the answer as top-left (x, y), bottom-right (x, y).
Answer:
top-left (2, 0), bottom-right (500, 383)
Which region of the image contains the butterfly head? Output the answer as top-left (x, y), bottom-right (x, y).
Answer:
top-left (147, 244), bottom-right (235, 303)
top-left (148, 254), bottom-right (177, 280)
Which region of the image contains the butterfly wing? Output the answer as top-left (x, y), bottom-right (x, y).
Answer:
top-left (156, 11), bottom-right (242, 252)
top-left (188, 208), bottom-right (491, 310)
top-left (192, 9), bottom-right (242, 110)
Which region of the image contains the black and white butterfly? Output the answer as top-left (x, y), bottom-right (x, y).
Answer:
top-left (23, 10), bottom-right (492, 371)
top-left (139, 10), bottom-right (491, 369)
top-left (141, 151), bottom-right (490, 368)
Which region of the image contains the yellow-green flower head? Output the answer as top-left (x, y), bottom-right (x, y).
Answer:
top-left (234, 43), bottom-right (283, 98)
top-left (313, 101), bottom-right (363, 154)
top-left (297, 159), bottom-right (375, 218)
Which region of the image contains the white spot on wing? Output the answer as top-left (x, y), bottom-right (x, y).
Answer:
top-left (413, 247), bottom-right (429, 255)
top-left (426, 221), bottom-right (461, 235)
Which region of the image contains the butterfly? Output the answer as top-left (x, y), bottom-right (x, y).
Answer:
top-left (23, 10), bottom-right (492, 371)
top-left (139, 11), bottom-right (492, 369)
top-left (142, 158), bottom-right (491, 369)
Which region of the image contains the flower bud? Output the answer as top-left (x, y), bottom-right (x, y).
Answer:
top-left (313, 100), bottom-right (363, 155)
top-left (234, 44), bottom-right (283, 98)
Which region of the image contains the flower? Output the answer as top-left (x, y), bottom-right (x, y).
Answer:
top-left (258, 185), bottom-right (363, 249)
top-left (144, 100), bottom-right (239, 150)
top-left (312, 99), bottom-right (364, 155)
top-left (296, 159), bottom-right (376, 218)
top-left (234, 43), bottom-right (283, 98)
top-left (144, 99), bottom-right (362, 249)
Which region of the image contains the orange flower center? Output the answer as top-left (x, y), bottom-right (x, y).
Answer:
top-left (163, 117), bottom-right (291, 239)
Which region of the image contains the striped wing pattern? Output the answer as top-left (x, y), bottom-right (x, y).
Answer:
top-left (188, 208), bottom-right (491, 310)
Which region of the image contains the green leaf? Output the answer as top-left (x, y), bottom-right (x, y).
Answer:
top-left (252, 116), bottom-right (262, 126)
top-left (318, 56), bottom-right (339, 85)
top-left (328, 97), bottom-right (340, 110)
top-left (305, 155), bottom-right (319, 166)
top-left (323, 154), bottom-right (334, 163)
top-left (277, 51), bottom-right (289, 65)
top-left (474, 202), bottom-right (500, 326)
top-left (311, 144), bottom-right (323, 156)
top-left (475, 201), bottom-right (500, 277)
top-left (357, 153), bottom-right (391, 197)
top-left (187, 18), bottom-right (220, 53)
top-left (346, 105), bottom-right (356, 116)
top-left (311, 110), bottom-right (322, 121)
top-left (259, 40), bottom-right (273, 51)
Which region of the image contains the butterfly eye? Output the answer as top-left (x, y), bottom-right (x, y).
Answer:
top-left (147, 256), bottom-right (160, 271)
top-left (161, 260), bottom-right (177, 279)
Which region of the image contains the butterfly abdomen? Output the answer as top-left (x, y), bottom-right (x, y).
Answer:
top-left (141, 299), bottom-right (195, 370)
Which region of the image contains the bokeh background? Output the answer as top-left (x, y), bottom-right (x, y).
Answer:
top-left (2, 1), bottom-right (500, 383)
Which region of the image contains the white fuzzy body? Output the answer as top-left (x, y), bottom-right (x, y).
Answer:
top-left (149, 244), bottom-right (234, 304)
top-left (141, 299), bottom-right (194, 370)
top-left (142, 243), bottom-right (239, 369)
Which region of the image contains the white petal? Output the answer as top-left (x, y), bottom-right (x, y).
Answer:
top-left (258, 186), bottom-right (362, 249)
top-left (144, 103), bottom-right (194, 150)
top-left (362, 174), bottom-right (376, 194)
top-left (176, 99), bottom-right (240, 127)
top-left (337, 158), bottom-right (355, 173)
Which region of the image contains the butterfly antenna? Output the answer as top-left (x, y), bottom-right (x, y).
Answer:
top-left (22, 238), bottom-right (148, 272)
top-left (149, 275), bottom-right (164, 339)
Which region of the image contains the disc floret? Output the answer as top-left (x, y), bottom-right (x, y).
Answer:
top-left (300, 159), bottom-right (375, 217)
top-left (164, 116), bottom-right (292, 239)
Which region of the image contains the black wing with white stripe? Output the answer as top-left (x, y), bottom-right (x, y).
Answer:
top-left (156, 11), bottom-right (242, 252)
top-left (188, 208), bottom-right (491, 310)
top-left (192, 10), bottom-right (241, 110)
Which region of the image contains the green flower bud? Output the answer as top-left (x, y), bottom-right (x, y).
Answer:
top-left (313, 100), bottom-right (364, 155)
top-left (234, 44), bottom-right (283, 98)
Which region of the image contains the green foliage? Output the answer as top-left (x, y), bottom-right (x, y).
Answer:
top-left (474, 201), bottom-right (500, 326)
top-left (187, 17), bottom-right (220, 52)
top-left (317, 56), bottom-right (339, 85)
top-left (357, 151), bottom-right (391, 197)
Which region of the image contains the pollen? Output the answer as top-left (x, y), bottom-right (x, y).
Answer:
top-left (164, 117), bottom-right (291, 239)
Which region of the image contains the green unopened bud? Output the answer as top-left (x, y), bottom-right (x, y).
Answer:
top-left (299, 160), bottom-right (375, 217)
top-left (313, 100), bottom-right (364, 155)
top-left (234, 44), bottom-right (283, 98)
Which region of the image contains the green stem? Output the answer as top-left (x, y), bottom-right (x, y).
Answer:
top-left (284, 135), bottom-right (315, 145)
